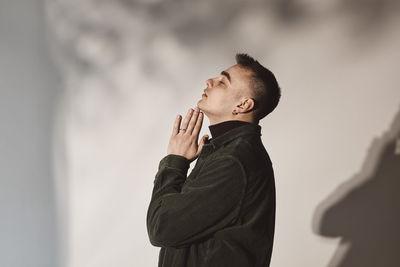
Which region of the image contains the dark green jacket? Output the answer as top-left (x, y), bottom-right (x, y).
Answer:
top-left (146, 123), bottom-right (276, 267)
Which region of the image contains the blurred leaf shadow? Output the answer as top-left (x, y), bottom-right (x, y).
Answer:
top-left (312, 105), bottom-right (400, 267)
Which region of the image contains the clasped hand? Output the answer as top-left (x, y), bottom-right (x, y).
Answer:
top-left (167, 106), bottom-right (209, 162)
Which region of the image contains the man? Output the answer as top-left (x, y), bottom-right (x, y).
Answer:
top-left (146, 53), bottom-right (281, 267)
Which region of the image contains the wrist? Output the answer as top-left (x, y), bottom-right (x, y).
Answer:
top-left (160, 154), bottom-right (191, 172)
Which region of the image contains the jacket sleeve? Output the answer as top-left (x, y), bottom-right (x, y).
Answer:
top-left (146, 153), bottom-right (247, 248)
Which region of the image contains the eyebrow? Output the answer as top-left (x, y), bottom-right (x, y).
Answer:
top-left (220, 71), bottom-right (231, 83)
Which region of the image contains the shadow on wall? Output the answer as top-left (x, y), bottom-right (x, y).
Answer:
top-left (312, 105), bottom-right (400, 267)
top-left (118, 0), bottom-right (400, 39)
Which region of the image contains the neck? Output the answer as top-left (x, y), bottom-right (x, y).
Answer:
top-left (208, 115), bottom-right (255, 126)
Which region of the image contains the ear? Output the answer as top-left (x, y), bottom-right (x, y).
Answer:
top-left (237, 98), bottom-right (255, 113)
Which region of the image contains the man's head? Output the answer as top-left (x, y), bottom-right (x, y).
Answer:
top-left (197, 53), bottom-right (281, 125)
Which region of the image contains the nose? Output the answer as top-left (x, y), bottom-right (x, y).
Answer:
top-left (206, 78), bottom-right (213, 88)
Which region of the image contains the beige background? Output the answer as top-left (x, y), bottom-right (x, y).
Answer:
top-left (1, 0), bottom-right (399, 266)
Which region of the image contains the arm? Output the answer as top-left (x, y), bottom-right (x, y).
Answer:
top-left (146, 153), bottom-right (246, 248)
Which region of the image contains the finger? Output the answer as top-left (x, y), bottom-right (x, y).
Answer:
top-left (172, 114), bottom-right (181, 136)
top-left (187, 107), bottom-right (200, 135)
top-left (192, 110), bottom-right (204, 138)
top-left (180, 108), bottom-right (193, 134)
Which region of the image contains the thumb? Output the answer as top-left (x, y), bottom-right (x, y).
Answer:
top-left (196, 134), bottom-right (209, 155)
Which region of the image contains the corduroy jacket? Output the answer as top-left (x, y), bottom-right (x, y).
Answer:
top-left (146, 123), bottom-right (276, 267)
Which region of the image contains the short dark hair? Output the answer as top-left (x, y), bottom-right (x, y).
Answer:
top-left (235, 53), bottom-right (281, 122)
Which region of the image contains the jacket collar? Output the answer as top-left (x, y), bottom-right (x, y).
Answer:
top-left (204, 122), bottom-right (262, 149)
top-left (208, 120), bottom-right (251, 139)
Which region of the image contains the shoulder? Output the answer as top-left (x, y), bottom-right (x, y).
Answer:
top-left (224, 135), bottom-right (269, 161)
top-left (218, 135), bottom-right (274, 177)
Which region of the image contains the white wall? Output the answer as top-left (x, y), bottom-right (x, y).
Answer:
top-left (2, 0), bottom-right (399, 266)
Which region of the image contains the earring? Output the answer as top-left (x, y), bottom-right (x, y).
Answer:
top-left (232, 110), bottom-right (238, 115)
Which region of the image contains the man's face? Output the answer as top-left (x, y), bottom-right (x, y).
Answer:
top-left (197, 64), bottom-right (254, 119)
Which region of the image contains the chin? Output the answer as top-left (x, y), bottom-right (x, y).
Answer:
top-left (196, 101), bottom-right (207, 113)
